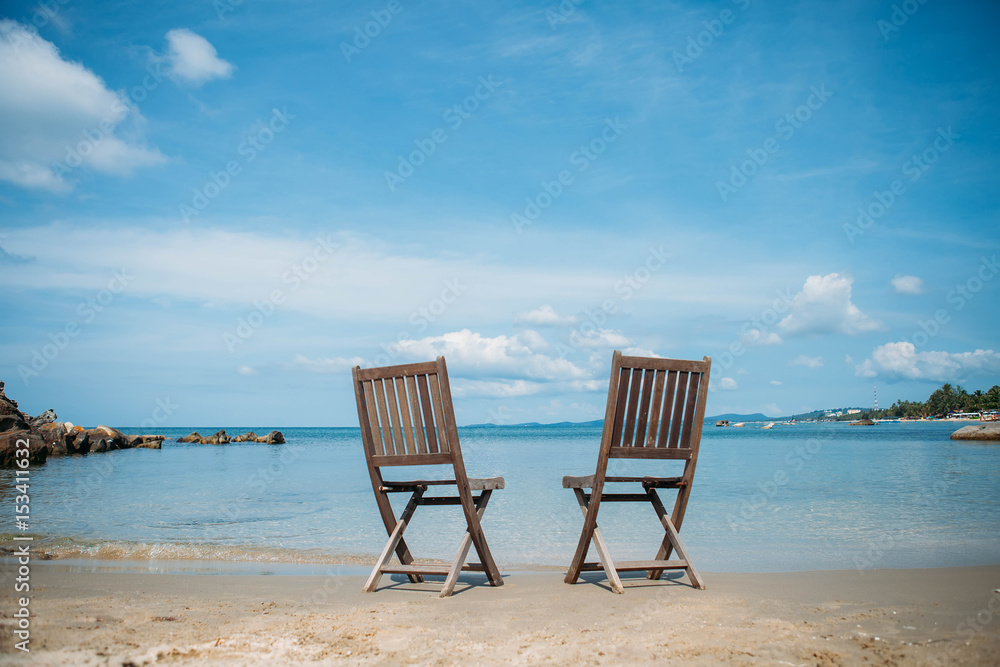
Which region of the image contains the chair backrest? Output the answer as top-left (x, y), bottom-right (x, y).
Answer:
top-left (352, 357), bottom-right (462, 469)
top-left (599, 351), bottom-right (712, 464)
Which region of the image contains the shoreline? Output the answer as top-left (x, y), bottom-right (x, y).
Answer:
top-left (4, 563), bottom-right (999, 664)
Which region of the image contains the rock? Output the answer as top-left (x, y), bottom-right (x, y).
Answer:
top-left (85, 429), bottom-right (121, 451)
top-left (96, 425), bottom-right (130, 449)
top-left (0, 431), bottom-right (48, 467)
top-left (90, 437), bottom-right (109, 453)
top-left (177, 432), bottom-right (204, 443)
top-left (70, 431), bottom-right (91, 454)
top-left (951, 423), bottom-right (1000, 441)
top-left (232, 431), bottom-right (258, 443)
top-left (28, 409), bottom-right (58, 429)
top-left (135, 439), bottom-right (162, 449)
top-left (203, 430), bottom-right (230, 445)
top-left (0, 381), bottom-right (31, 433)
top-left (259, 430), bottom-right (285, 444)
top-left (127, 435), bottom-right (165, 448)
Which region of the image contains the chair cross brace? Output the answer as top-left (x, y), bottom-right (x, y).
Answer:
top-left (364, 485), bottom-right (497, 598)
top-left (569, 485), bottom-right (705, 593)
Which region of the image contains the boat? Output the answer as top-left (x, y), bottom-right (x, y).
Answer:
top-left (715, 420), bottom-right (729, 427)
top-left (760, 422), bottom-right (774, 430)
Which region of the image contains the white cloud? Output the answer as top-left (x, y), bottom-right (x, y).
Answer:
top-left (778, 273), bottom-right (881, 336)
top-left (573, 328), bottom-right (631, 348)
top-left (790, 355), bottom-right (824, 368)
top-left (0, 20), bottom-right (166, 192)
top-left (622, 347), bottom-right (659, 357)
top-left (514, 304), bottom-right (577, 325)
top-left (163, 29), bottom-right (234, 86)
top-left (518, 329), bottom-right (549, 351)
top-left (769, 380), bottom-right (782, 386)
top-left (451, 379), bottom-right (542, 398)
top-left (237, 365), bottom-right (258, 376)
top-left (392, 329), bottom-right (589, 381)
top-left (891, 275), bottom-right (924, 295)
top-left (714, 377), bottom-right (738, 391)
top-left (855, 342), bottom-right (1000, 382)
top-left (290, 354), bottom-right (365, 373)
top-left (740, 328), bottom-right (782, 346)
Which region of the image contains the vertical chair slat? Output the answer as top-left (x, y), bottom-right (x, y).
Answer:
top-left (374, 379), bottom-right (396, 456)
top-left (668, 371), bottom-right (689, 448)
top-left (610, 367), bottom-right (632, 448)
top-left (406, 375), bottom-right (428, 454)
top-left (679, 371), bottom-right (701, 449)
top-left (363, 380), bottom-right (384, 455)
top-left (645, 370), bottom-right (666, 447)
top-left (657, 371), bottom-right (678, 447)
top-left (384, 377), bottom-right (406, 455)
top-left (621, 368), bottom-right (643, 447)
top-left (395, 377), bottom-right (416, 455)
top-left (429, 372), bottom-right (451, 453)
top-left (416, 374), bottom-right (439, 453)
top-left (633, 369), bottom-right (655, 448)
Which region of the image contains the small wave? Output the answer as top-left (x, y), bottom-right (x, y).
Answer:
top-left (20, 536), bottom-right (377, 566)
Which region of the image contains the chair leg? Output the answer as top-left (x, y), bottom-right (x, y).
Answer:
top-left (569, 488), bottom-right (624, 594)
top-left (363, 488), bottom-right (423, 593)
top-left (372, 488), bottom-right (424, 584)
top-left (647, 489), bottom-right (705, 589)
top-left (457, 489), bottom-right (504, 589)
top-left (440, 490), bottom-right (492, 598)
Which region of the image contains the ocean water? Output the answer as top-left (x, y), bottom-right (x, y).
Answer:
top-left (2, 422), bottom-right (998, 573)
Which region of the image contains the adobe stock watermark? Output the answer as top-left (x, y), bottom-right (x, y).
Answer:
top-left (180, 107), bottom-right (295, 223)
top-left (726, 428), bottom-right (833, 530)
top-left (843, 126), bottom-right (958, 244)
top-left (877, 0), bottom-right (931, 41)
top-left (224, 236), bottom-right (336, 352)
top-left (901, 255), bottom-right (997, 351)
top-left (219, 443), bottom-right (307, 522)
top-left (715, 286), bottom-right (797, 371)
top-left (341, 0), bottom-right (406, 63)
top-left (58, 395), bottom-right (179, 516)
top-left (367, 278), bottom-right (466, 367)
top-left (716, 84), bottom-right (833, 202)
top-left (555, 245), bottom-right (668, 357)
top-left (18, 269), bottom-right (133, 385)
top-left (384, 76), bottom-right (504, 192)
top-left (672, 0), bottom-right (751, 73)
top-left (214, 0), bottom-right (244, 21)
top-left (546, 0), bottom-right (585, 29)
top-left (511, 117), bottom-right (627, 233)
top-left (51, 63), bottom-right (168, 180)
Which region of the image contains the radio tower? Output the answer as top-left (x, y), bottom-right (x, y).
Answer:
top-left (873, 384), bottom-right (878, 412)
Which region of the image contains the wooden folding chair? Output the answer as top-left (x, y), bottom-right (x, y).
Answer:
top-left (563, 350), bottom-right (711, 593)
top-left (352, 356), bottom-right (505, 597)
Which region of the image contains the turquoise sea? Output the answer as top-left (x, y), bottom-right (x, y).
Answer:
top-left (3, 421), bottom-right (999, 573)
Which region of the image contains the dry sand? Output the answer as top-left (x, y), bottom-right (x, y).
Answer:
top-left (2, 563), bottom-right (999, 665)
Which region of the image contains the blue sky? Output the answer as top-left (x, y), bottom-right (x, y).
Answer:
top-left (0, 0), bottom-right (997, 427)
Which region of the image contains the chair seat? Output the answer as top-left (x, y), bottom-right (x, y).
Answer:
top-left (562, 475), bottom-right (684, 489)
top-left (382, 477), bottom-right (505, 491)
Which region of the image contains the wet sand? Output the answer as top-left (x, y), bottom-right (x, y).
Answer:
top-left (2, 563), bottom-right (999, 665)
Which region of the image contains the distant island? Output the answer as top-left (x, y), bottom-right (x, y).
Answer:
top-left (468, 383), bottom-right (1000, 428)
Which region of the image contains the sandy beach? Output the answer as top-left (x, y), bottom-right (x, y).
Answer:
top-left (2, 563), bottom-right (998, 665)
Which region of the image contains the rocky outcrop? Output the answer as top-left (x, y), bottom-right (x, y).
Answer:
top-left (178, 429), bottom-right (284, 445)
top-left (28, 408), bottom-right (58, 429)
top-left (0, 381), bottom-right (31, 433)
top-left (261, 430), bottom-right (285, 444)
top-left (1, 380), bottom-right (168, 465)
top-left (127, 435), bottom-right (165, 449)
top-left (951, 422), bottom-right (1000, 441)
top-left (0, 430), bottom-right (48, 467)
